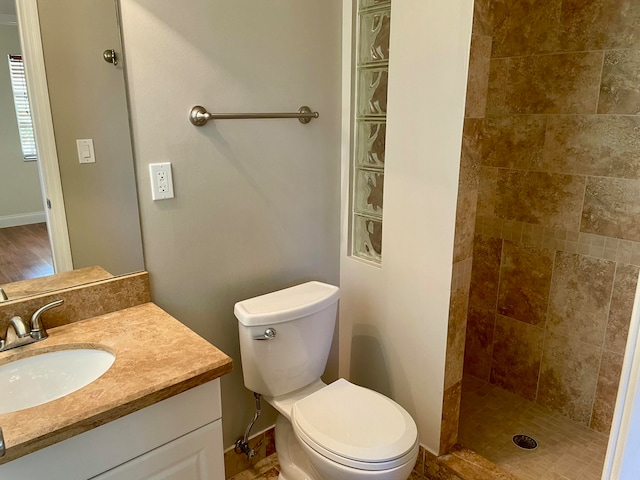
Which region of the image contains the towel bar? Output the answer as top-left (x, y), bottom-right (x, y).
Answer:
top-left (189, 105), bottom-right (319, 126)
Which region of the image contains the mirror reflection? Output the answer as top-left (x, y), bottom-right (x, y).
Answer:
top-left (0, 1), bottom-right (51, 285)
top-left (0, 0), bottom-right (144, 301)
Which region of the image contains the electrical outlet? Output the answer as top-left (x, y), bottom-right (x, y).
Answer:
top-left (149, 162), bottom-right (174, 200)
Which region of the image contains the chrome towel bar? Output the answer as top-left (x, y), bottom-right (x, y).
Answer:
top-left (189, 105), bottom-right (319, 126)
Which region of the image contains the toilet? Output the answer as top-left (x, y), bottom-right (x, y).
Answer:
top-left (235, 281), bottom-right (419, 480)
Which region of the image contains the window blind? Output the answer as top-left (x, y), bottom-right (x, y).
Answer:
top-left (7, 54), bottom-right (37, 161)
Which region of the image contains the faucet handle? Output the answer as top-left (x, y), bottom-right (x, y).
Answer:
top-left (30, 299), bottom-right (64, 341)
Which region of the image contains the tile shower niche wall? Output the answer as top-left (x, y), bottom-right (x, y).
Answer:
top-left (351, 0), bottom-right (390, 263)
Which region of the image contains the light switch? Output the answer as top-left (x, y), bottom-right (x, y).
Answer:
top-left (76, 139), bottom-right (96, 164)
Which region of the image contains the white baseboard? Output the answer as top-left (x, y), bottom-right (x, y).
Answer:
top-left (0, 212), bottom-right (47, 228)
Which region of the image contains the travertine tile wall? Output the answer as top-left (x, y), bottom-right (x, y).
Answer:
top-left (463, 0), bottom-right (640, 434)
top-left (441, 0), bottom-right (491, 454)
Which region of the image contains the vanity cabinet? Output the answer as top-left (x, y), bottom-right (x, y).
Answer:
top-left (93, 421), bottom-right (223, 480)
top-left (0, 380), bottom-right (225, 480)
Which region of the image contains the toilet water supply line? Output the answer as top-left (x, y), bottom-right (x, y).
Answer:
top-left (235, 392), bottom-right (262, 459)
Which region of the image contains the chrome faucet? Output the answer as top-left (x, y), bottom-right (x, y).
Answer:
top-left (0, 299), bottom-right (63, 353)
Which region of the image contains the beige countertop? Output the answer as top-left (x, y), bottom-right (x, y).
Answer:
top-left (1, 266), bottom-right (113, 301)
top-left (0, 302), bottom-right (232, 464)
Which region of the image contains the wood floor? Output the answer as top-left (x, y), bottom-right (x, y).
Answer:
top-left (0, 223), bottom-right (54, 285)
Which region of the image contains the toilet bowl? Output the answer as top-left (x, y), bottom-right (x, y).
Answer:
top-left (235, 281), bottom-right (419, 480)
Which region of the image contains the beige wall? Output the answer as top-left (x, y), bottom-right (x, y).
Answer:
top-left (463, 0), bottom-right (640, 435)
top-left (0, 24), bottom-right (43, 220)
top-left (37, 0), bottom-right (144, 276)
top-left (340, 0), bottom-right (474, 455)
top-left (119, 0), bottom-right (342, 448)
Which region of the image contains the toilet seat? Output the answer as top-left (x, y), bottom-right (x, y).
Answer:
top-left (291, 379), bottom-right (418, 471)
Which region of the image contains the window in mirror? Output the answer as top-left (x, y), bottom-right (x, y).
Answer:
top-left (7, 54), bottom-right (37, 162)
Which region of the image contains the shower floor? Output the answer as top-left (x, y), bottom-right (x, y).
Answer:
top-left (459, 376), bottom-right (609, 480)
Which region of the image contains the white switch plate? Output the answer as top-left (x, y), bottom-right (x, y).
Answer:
top-left (76, 139), bottom-right (95, 164)
top-left (149, 162), bottom-right (175, 200)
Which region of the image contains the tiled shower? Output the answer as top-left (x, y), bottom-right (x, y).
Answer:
top-left (449, 0), bottom-right (640, 478)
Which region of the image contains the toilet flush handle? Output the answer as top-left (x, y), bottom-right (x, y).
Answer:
top-left (254, 328), bottom-right (276, 340)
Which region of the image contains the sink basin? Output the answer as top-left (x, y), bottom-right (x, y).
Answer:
top-left (0, 348), bottom-right (115, 414)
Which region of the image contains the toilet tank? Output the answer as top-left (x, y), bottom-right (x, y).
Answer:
top-left (235, 281), bottom-right (339, 397)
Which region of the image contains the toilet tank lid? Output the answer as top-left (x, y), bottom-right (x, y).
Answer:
top-left (234, 281), bottom-right (339, 326)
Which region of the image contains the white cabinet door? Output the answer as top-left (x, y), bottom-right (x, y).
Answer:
top-left (92, 420), bottom-right (224, 480)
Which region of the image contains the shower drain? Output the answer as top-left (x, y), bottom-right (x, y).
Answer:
top-left (512, 434), bottom-right (538, 450)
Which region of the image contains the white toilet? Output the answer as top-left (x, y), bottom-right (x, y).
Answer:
top-left (235, 281), bottom-right (419, 480)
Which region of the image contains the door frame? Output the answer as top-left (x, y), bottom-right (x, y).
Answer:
top-left (15, 0), bottom-right (73, 272)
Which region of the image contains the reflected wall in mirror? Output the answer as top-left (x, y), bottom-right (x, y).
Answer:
top-left (0, 0), bottom-right (144, 301)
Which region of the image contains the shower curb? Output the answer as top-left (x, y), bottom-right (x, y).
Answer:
top-left (419, 445), bottom-right (519, 480)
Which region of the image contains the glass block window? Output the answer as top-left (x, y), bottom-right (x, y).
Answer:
top-left (351, 0), bottom-right (390, 263)
top-left (7, 55), bottom-right (37, 161)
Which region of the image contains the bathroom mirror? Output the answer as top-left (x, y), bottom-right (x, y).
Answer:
top-left (0, 0), bottom-right (144, 301)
